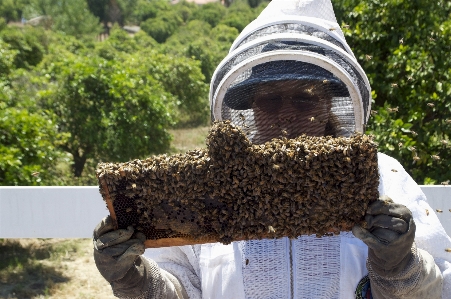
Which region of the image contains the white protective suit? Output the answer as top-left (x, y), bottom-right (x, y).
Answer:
top-left (145, 153), bottom-right (451, 298)
top-left (143, 0), bottom-right (451, 298)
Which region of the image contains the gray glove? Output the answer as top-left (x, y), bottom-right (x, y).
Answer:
top-left (93, 216), bottom-right (188, 299)
top-left (352, 195), bottom-right (416, 277)
top-left (93, 215), bottom-right (154, 297)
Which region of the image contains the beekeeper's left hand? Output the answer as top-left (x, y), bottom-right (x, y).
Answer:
top-left (352, 195), bottom-right (415, 277)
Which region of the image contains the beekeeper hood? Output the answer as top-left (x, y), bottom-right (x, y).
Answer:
top-left (210, 0), bottom-right (371, 143)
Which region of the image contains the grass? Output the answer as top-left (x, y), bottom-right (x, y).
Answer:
top-left (0, 239), bottom-right (77, 298)
top-left (168, 126), bottom-right (210, 153)
top-left (0, 238), bottom-right (115, 299)
top-left (0, 126), bottom-right (211, 298)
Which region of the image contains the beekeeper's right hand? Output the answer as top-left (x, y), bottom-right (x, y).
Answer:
top-left (93, 215), bottom-right (188, 299)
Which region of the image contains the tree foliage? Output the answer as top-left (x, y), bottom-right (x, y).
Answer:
top-left (4, 0), bottom-right (448, 185)
top-left (0, 26), bottom-right (45, 69)
top-left (38, 50), bottom-right (175, 176)
top-left (140, 10), bottom-right (183, 43)
top-left (191, 2), bottom-right (226, 28)
top-left (0, 107), bottom-right (63, 185)
top-left (24, 0), bottom-right (101, 37)
top-left (333, 0), bottom-right (451, 184)
top-left (219, 0), bottom-right (256, 31)
top-left (0, 37), bottom-right (64, 186)
top-left (0, 0), bottom-right (26, 22)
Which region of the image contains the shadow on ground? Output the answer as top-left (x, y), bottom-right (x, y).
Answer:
top-left (0, 239), bottom-right (71, 298)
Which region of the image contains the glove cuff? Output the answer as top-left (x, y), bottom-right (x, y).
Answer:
top-left (367, 243), bottom-right (422, 295)
top-left (112, 256), bottom-right (166, 299)
top-left (368, 240), bottom-right (417, 277)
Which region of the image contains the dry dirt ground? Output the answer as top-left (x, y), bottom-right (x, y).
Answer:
top-left (0, 239), bottom-right (115, 299)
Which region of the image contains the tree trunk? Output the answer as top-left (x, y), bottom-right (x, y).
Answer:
top-left (72, 151), bottom-right (87, 177)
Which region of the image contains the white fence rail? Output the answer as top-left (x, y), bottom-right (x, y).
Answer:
top-left (1, 186), bottom-right (450, 238)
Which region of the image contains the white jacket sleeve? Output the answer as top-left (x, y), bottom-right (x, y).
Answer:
top-left (144, 245), bottom-right (202, 299)
top-left (369, 245), bottom-right (442, 299)
top-left (377, 153), bottom-right (451, 298)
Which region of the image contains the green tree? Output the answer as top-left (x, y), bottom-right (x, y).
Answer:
top-left (0, 39), bottom-right (17, 78)
top-left (0, 0), bottom-right (27, 22)
top-left (191, 2), bottom-right (226, 28)
top-left (0, 107), bottom-right (64, 185)
top-left (171, 1), bottom-right (197, 24)
top-left (87, 0), bottom-right (125, 30)
top-left (24, 0), bottom-right (101, 37)
top-left (38, 52), bottom-right (175, 177)
top-left (0, 26), bottom-right (45, 69)
top-left (139, 50), bottom-right (209, 126)
top-left (141, 10), bottom-right (183, 43)
top-left (164, 20), bottom-right (219, 82)
top-left (333, 0), bottom-right (451, 184)
top-left (220, 0), bottom-right (257, 32)
top-left (0, 40), bottom-right (64, 186)
top-left (133, 30), bottom-right (159, 50)
top-left (53, 0), bottom-right (101, 37)
top-left (131, 0), bottom-right (171, 23)
top-left (163, 20), bottom-right (239, 84)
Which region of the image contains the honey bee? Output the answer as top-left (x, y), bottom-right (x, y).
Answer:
top-left (431, 155), bottom-right (440, 161)
top-left (370, 110), bottom-right (378, 115)
top-left (410, 130), bottom-right (418, 136)
top-left (365, 54), bottom-right (372, 61)
top-left (398, 142), bottom-right (403, 148)
top-left (441, 180), bottom-right (449, 186)
top-left (399, 37), bottom-right (404, 44)
top-left (309, 116), bottom-right (315, 122)
top-left (391, 83), bottom-right (398, 88)
top-left (246, 259), bottom-right (249, 265)
top-left (239, 113), bottom-right (245, 121)
top-left (342, 23), bottom-right (350, 29)
top-left (427, 103), bottom-right (435, 107)
top-left (391, 169), bottom-right (398, 172)
top-left (436, 209), bottom-right (443, 213)
top-left (426, 209), bottom-right (429, 216)
top-left (446, 119), bottom-right (451, 124)
top-left (98, 120), bottom-right (385, 245)
top-left (407, 76), bottom-right (413, 81)
top-left (126, 207), bottom-right (133, 213)
top-left (329, 27), bottom-right (337, 31)
top-left (387, 107), bottom-right (399, 113)
top-left (446, 248), bottom-right (451, 252)
top-left (407, 146), bottom-right (417, 152)
top-left (32, 172), bottom-right (40, 177)
top-left (429, 36), bottom-right (435, 41)
top-left (440, 140), bottom-right (448, 145)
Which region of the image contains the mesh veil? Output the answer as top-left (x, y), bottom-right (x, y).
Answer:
top-left (210, 0), bottom-right (371, 143)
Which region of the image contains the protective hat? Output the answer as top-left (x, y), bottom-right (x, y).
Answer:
top-left (209, 0), bottom-right (371, 140)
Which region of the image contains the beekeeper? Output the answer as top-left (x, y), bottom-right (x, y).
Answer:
top-left (93, 0), bottom-right (451, 298)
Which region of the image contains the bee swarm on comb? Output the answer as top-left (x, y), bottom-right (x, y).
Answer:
top-left (97, 121), bottom-right (379, 247)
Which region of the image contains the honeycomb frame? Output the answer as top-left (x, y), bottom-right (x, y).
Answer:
top-left (97, 121), bottom-right (379, 248)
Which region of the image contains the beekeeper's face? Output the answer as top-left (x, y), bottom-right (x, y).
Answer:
top-left (249, 80), bottom-right (331, 144)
